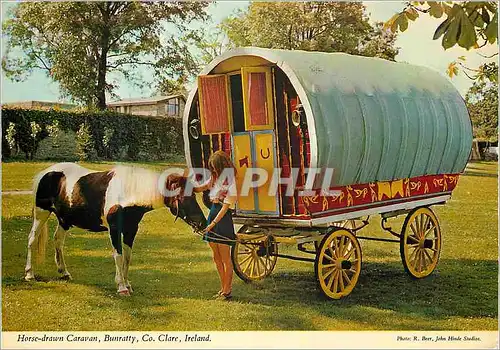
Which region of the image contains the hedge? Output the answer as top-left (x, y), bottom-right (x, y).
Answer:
top-left (1, 108), bottom-right (184, 161)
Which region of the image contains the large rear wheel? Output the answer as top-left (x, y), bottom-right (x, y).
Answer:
top-left (400, 207), bottom-right (442, 278)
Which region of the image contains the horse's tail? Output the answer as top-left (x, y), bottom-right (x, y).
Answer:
top-left (32, 166), bottom-right (51, 264)
top-left (36, 217), bottom-right (49, 264)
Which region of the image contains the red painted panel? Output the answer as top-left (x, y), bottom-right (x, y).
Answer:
top-left (299, 173), bottom-right (461, 215)
top-left (248, 72), bottom-right (268, 126)
top-left (199, 76), bottom-right (230, 134)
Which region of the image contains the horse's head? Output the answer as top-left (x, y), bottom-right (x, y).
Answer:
top-left (164, 173), bottom-right (207, 231)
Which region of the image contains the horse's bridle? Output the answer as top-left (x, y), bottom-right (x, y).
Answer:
top-left (171, 195), bottom-right (203, 232)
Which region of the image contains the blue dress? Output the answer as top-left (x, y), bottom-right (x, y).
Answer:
top-left (204, 203), bottom-right (236, 246)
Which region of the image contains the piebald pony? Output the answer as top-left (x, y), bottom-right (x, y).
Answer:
top-left (25, 162), bottom-right (206, 295)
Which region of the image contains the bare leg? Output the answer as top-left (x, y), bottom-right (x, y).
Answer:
top-left (219, 244), bottom-right (233, 295)
top-left (209, 242), bottom-right (225, 293)
top-left (54, 224), bottom-right (71, 280)
top-left (25, 208), bottom-right (51, 281)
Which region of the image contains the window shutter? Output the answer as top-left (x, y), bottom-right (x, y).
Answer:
top-left (198, 75), bottom-right (231, 134)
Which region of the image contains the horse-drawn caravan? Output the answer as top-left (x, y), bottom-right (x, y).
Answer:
top-left (184, 47), bottom-right (473, 299)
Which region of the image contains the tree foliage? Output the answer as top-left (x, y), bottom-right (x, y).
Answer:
top-left (385, 1), bottom-right (497, 50)
top-left (2, 1), bottom-right (209, 109)
top-left (465, 63), bottom-right (498, 142)
top-left (221, 2), bottom-right (399, 60)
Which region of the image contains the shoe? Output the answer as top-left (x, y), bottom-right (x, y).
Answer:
top-left (217, 292), bottom-right (232, 301)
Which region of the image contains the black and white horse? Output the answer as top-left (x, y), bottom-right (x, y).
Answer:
top-left (25, 162), bottom-right (206, 295)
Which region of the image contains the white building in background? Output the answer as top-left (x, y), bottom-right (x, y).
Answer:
top-left (107, 95), bottom-right (186, 118)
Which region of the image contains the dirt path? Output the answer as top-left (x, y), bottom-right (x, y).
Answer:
top-left (2, 190), bottom-right (32, 195)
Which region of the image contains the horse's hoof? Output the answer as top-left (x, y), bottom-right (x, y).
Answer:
top-left (126, 285), bottom-right (134, 294)
top-left (24, 274), bottom-right (35, 282)
top-left (59, 274), bottom-right (72, 281)
top-left (118, 289), bottom-right (130, 296)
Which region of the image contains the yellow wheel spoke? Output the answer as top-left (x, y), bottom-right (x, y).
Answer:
top-left (238, 251), bottom-right (252, 256)
top-left (418, 250), bottom-right (424, 272)
top-left (332, 270), bottom-right (339, 293)
top-left (253, 259), bottom-right (260, 277)
top-left (339, 271), bottom-right (345, 292)
top-left (344, 246), bottom-right (355, 260)
top-left (349, 268), bottom-right (357, 274)
top-left (257, 257), bottom-right (267, 276)
top-left (253, 258), bottom-right (260, 277)
top-left (322, 266), bottom-right (336, 280)
top-left (249, 259), bottom-right (255, 277)
top-left (411, 249), bottom-right (420, 269)
top-left (339, 236), bottom-right (348, 256)
top-left (332, 238), bottom-right (340, 257)
top-left (342, 240), bottom-right (352, 257)
top-left (239, 253), bottom-right (253, 267)
top-left (242, 257), bottom-right (253, 274)
top-left (418, 214), bottom-right (424, 234)
top-left (422, 250), bottom-right (428, 268)
top-left (328, 246), bottom-right (337, 259)
top-left (327, 270), bottom-right (337, 291)
top-left (324, 251), bottom-right (336, 262)
top-left (422, 215), bottom-right (430, 233)
top-left (410, 222), bottom-right (418, 237)
top-left (423, 249), bottom-right (434, 265)
top-left (415, 215), bottom-right (421, 236)
top-left (408, 246), bottom-right (418, 262)
top-left (408, 235), bottom-right (419, 244)
top-left (424, 225), bottom-right (436, 238)
top-left (242, 256), bottom-right (254, 272)
top-left (322, 263), bottom-right (336, 269)
top-left (342, 270), bottom-right (351, 285)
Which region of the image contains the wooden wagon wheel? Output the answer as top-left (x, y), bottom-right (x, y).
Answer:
top-left (231, 234), bottom-right (278, 282)
top-left (314, 228), bottom-right (362, 299)
top-left (400, 206), bottom-right (442, 279)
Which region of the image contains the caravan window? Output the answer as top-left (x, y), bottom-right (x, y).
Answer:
top-left (241, 67), bottom-right (274, 130)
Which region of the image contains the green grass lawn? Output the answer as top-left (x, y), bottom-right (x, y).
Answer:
top-left (1, 161), bottom-right (498, 331)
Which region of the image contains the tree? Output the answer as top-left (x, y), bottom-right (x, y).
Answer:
top-left (155, 29), bottom-right (228, 97)
top-left (465, 63), bottom-right (498, 142)
top-left (221, 2), bottom-right (399, 60)
top-left (385, 2), bottom-right (498, 80)
top-left (155, 75), bottom-right (189, 98)
top-left (385, 2), bottom-right (497, 50)
top-left (2, 2), bottom-right (209, 110)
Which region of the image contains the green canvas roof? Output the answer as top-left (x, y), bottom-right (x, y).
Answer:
top-left (186, 47), bottom-right (473, 186)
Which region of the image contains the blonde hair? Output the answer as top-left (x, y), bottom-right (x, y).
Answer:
top-left (208, 151), bottom-right (236, 180)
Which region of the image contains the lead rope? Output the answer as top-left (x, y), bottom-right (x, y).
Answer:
top-left (192, 227), bottom-right (267, 245)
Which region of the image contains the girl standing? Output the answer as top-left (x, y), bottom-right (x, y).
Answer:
top-left (195, 151), bottom-right (237, 300)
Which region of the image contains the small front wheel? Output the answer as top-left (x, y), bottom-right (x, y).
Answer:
top-left (314, 228), bottom-right (362, 299)
top-left (400, 206), bottom-right (442, 278)
top-left (231, 236), bottom-right (278, 282)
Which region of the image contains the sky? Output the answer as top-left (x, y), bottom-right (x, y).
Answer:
top-left (1, 1), bottom-right (498, 104)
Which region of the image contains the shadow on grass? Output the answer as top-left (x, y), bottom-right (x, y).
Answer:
top-left (242, 259), bottom-right (498, 320)
top-left (463, 170), bottom-right (498, 178)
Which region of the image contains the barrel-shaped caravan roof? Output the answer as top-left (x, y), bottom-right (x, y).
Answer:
top-left (185, 47), bottom-right (473, 186)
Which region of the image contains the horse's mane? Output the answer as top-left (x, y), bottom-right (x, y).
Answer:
top-left (110, 165), bottom-right (164, 207)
